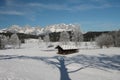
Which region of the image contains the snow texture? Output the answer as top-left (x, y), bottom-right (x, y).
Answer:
top-left (0, 39), bottom-right (120, 80)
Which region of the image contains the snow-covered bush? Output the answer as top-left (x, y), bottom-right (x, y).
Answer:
top-left (59, 31), bottom-right (70, 45)
top-left (9, 33), bottom-right (21, 49)
top-left (95, 34), bottom-right (113, 48)
top-left (0, 35), bottom-right (8, 49)
top-left (112, 30), bottom-right (120, 47)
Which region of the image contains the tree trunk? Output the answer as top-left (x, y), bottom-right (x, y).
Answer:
top-left (58, 57), bottom-right (71, 80)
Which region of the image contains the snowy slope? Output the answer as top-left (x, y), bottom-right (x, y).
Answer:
top-left (0, 40), bottom-right (120, 80)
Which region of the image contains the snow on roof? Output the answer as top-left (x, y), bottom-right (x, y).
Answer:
top-left (59, 45), bottom-right (78, 50)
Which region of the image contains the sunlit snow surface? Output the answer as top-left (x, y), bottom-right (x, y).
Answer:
top-left (0, 39), bottom-right (120, 80)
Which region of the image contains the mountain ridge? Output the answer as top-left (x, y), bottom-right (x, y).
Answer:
top-left (0, 24), bottom-right (81, 35)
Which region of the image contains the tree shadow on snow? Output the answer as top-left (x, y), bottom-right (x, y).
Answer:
top-left (0, 54), bottom-right (120, 80)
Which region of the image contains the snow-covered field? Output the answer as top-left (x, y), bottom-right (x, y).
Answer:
top-left (0, 39), bottom-right (120, 80)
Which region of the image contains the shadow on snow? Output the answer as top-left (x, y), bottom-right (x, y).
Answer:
top-left (0, 54), bottom-right (120, 80)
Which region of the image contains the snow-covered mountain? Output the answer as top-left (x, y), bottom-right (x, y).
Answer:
top-left (0, 24), bottom-right (81, 35)
top-left (44, 23), bottom-right (78, 32)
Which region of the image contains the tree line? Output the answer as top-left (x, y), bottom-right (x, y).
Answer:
top-left (0, 29), bottom-right (120, 49)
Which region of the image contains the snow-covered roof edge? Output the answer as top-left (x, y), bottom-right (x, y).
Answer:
top-left (57, 45), bottom-right (79, 50)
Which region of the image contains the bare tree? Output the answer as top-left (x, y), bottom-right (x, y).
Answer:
top-left (59, 31), bottom-right (70, 45)
top-left (95, 34), bottom-right (113, 48)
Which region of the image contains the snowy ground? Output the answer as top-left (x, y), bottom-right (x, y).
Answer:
top-left (0, 39), bottom-right (120, 80)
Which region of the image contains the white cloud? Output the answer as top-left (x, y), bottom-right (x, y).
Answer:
top-left (28, 1), bottom-right (116, 11)
top-left (5, 0), bottom-right (15, 6)
top-left (0, 0), bottom-right (119, 16)
top-left (0, 11), bottom-right (24, 15)
top-left (71, 4), bottom-right (111, 11)
top-left (28, 3), bottom-right (69, 10)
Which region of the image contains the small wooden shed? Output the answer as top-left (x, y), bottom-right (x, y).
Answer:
top-left (55, 45), bottom-right (79, 55)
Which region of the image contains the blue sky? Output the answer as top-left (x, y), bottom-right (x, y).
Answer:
top-left (0, 0), bottom-right (120, 31)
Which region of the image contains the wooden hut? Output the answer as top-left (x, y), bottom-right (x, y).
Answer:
top-left (55, 45), bottom-right (79, 55)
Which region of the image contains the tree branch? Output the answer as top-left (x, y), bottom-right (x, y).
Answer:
top-left (68, 65), bottom-right (90, 73)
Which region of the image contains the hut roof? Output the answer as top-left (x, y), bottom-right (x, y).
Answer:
top-left (57, 45), bottom-right (78, 50)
